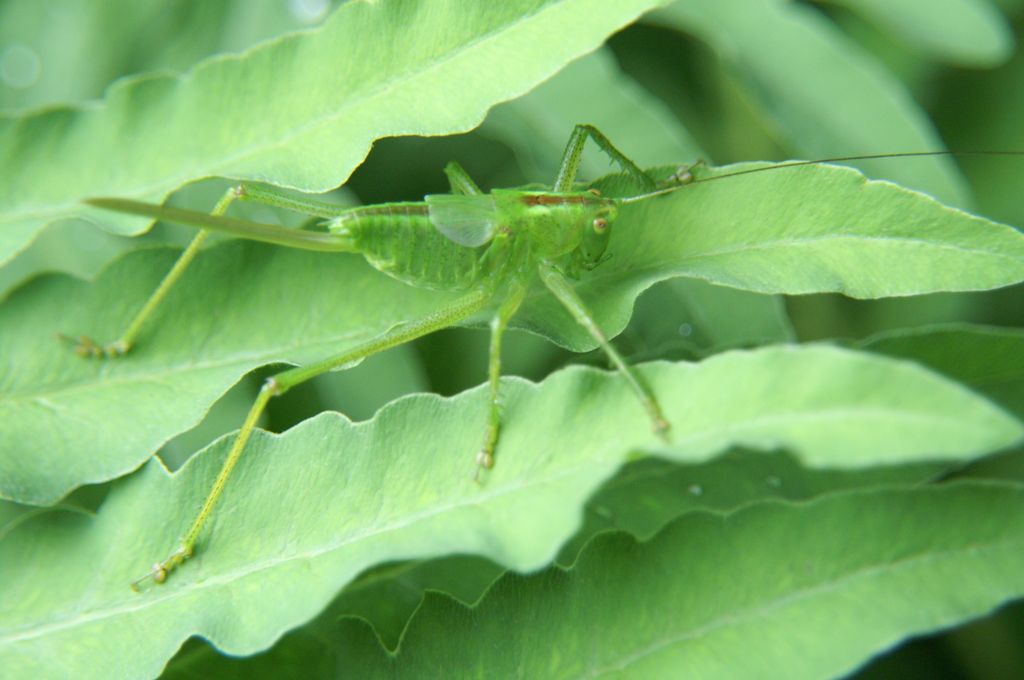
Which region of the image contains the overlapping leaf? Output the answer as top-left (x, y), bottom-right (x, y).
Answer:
top-left (302, 449), bottom-right (950, 653)
top-left (159, 483), bottom-right (1024, 679)
top-left (859, 323), bottom-right (1024, 418)
top-left (827, 0), bottom-right (1012, 65)
top-left (1, 347), bottom-right (1020, 679)
top-left (0, 242), bottom-right (462, 504)
top-left (3, 3), bottom-right (1023, 679)
top-left (0, 0), bottom-right (336, 111)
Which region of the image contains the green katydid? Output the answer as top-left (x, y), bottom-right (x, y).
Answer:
top-left (72, 123), bottom-right (1020, 590)
top-left (75, 124), bottom-right (695, 590)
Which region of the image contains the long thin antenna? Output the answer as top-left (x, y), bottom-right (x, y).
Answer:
top-left (618, 151), bottom-right (1024, 204)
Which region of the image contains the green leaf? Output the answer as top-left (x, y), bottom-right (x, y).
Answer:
top-left (0, 0), bottom-right (673, 267)
top-left (827, 0), bottom-right (1013, 66)
top-left (624, 278), bottom-right (795, 360)
top-left (556, 449), bottom-right (949, 565)
top-left (940, 14), bottom-right (1024, 230)
top-left (0, 241), bottom-right (460, 504)
top-left (3, 5), bottom-right (1021, 679)
top-left (320, 450), bottom-right (951, 652)
top-left (652, 0), bottom-right (972, 206)
top-left (1, 349), bottom-right (1020, 679)
top-left (158, 483), bottom-right (1024, 679)
top-left (5, 159), bottom-right (1024, 504)
top-left (327, 554), bottom-right (508, 651)
top-left (0, 0), bottom-right (336, 111)
top-left (858, 323), bottom-right (1024, 419)
top-left (515, 162), bottom-right (1024, 350)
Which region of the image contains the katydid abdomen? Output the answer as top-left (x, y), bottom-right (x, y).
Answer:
top-left (330, 202), bottom-right (499, 291)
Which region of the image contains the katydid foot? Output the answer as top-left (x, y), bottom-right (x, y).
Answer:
top-left (130, 541), bottom-right (192, 592)
top-left (54, 332), bottom-right (130, 358)
top-left (652, 414), bottom-right (671, 444)
top-left (475, 424), bottom-right (499, 482)
top-left (663, 159), bottom-right (705, 187)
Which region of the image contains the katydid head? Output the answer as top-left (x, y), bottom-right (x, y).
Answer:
top-left (557, 197), bottom-right (619, 279)
top-left (577, 202), bottom-right (617, 268)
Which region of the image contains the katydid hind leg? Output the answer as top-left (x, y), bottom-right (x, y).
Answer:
top-left (58, 187), bottom-right (242, 358)
top-left (131, 285), bottom-right (495, 590)
top-left (538, 264), bottom-right (670, 441)
top-left (68, 182), bottom-right (362, 359)
top-left (476, 279), bottom-right (528, 481)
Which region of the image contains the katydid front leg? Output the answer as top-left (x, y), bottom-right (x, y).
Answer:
top-left (554, 124), bottom-right (658, 193)
top-left (540, 126), bottom-right (670, 440)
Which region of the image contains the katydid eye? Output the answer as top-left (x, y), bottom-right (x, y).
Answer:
top-left (592, 218), bottom-right (608, 233)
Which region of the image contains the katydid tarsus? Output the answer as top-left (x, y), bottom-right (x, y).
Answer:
top-left (70, 124), bottom-right (1020, 590)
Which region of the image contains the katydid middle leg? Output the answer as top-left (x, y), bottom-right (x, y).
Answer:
top-left (476, 277), bottom-right (528, 480)
top-left (131, 281), bottom-right (497, 590)
top-left (538, 263), bottom-right (670, 441)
